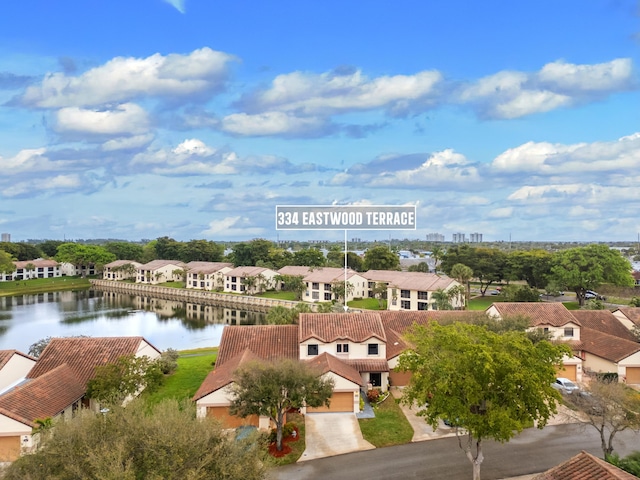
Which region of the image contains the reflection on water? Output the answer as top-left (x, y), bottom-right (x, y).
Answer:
top-left (0, 290), bottom-right (266, 352)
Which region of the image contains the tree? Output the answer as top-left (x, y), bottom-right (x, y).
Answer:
top-left (241, 275), bottom-right (257, 294)
top-left (181, 239), bottom-right (224, 262)
top-left (55, 243), bottom-right (116, 274)
top-left (0, 250), bottom-right (16, 276)
top-left (0, 242), bottom-right (41, 261)
top-left (274, 274), bottom-right (306, 300)
top-left (501, 285), bottom-right (540, 302)
top-left (450, 263), bottom-right (474, 308)
top-left (430, 245), bottom-right (445, 272)
top-left (154, 236), bottom-right (184, 260)
top-left (230, 359), bottom-right (334, 452)
top-left (398, 322), bottom-right (569, 480)
top-left (331, 280), bottom-right (354, 305)
top-left (104, 241), bottom-right (145, 262)
top-left (3, 398), bottom-right (267, 480)
top-left (565, 378), bottom-right (640, 458)
top-left (371, 282), bottom-right (388, 309)
top-left (293, 248), bottom-right (326, 267)
top-left (431, 288), bottom-right (456, 310)
top-left (363, 245), bottom-right (400, 271)
top-left (442, 246), bottom-right (507, 296)
top-left (86, 354), bottom-right (164, 406)
top-left (504, 250), bottom-right (552, 288)
top-left (408, 262), bottom-right (430, 272)
top-left (549, 244), bottom-right (634, 306)
top-left (37, 240), bottom-right (65, 258)
top-left (112, 262), bottom-right (137, 279)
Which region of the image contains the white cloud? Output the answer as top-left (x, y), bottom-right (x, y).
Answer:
top-left (102, 134), bottom-right (155, 151)
top-left (537, 58), bottom-right (633, 93)
top-left (20, 47), bottom-right (235, 108)
top-left (2, 174), bottom-right (81, 197)
top-left (163, 0), bottom-right (185, 13)
top-left (55, 103), bottom-right (150, 135)
top-left (1, 148), bottom-right (51, 174)
top-left (202, 216), bottom-right (265, 237)
top-left (222, 112), bottom-right (328, 136)
top-left (487, 207), bottom-right (513, 219)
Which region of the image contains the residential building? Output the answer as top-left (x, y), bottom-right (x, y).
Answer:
top-left (532, 450), bottom-right (637, 480)
top-left (136, 259), bottom-right (186, 284)
top-left (223, 266), bottom-right (278, 295)
top-left (103, 260), bottom-right (142, 281)
top-left (0, 259), bottom-right (61, 282)
top-left (0, 233), bottom-right (9, 242)
top-left (425, 233), bottom-right (444, 242)
top-left (301, 267), bottom-right (368, 303)
top-left (469, 232), bottom-right (483, 243)
top-left (452, 233), bottom-right (466, 243)
top-left (185, 261), bottom-right (233, 291)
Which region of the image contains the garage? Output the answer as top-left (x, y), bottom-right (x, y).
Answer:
top-left (556, 364), bottom-right (577, 382)
top-left (307, 391), bottom-right (354, 413)
top-left (206, 406), bottom-right (258, 429)
top-left (626, 367), bottom-right (640, 385)
top-left (0, 436), bottom-right (21, 462)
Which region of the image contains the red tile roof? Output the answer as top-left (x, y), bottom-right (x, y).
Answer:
top-left (532, 450), bottom-right (637, 480)
top-left (225, 266), bottom-right (274, 277)
top-left (13, 259), bottom-right (59, 269)
top-left (0, 350), bottom-right (35, 370)
top-left (137, 259), bottom-right (186, 270)
top-left (215, 325), bottom-right (299, 367)
top-left (192, 349), bottom-right (262, 401)
top-left (277, 266), bottom-right (315, 276)
top-left (302, 267), bottom-right (361, 283)
top-left (305, 352), bottom-right (363, 386)
top-left (299, 313), bottom-right (386, 343)
top-left (614, 307), bottom-right (640, 327)
top-left (570, 310), bottom-right (638, 342)
top-left (27, 337), bottom-right (156, 387)
top-left (104, 260), bottom-right (142, 268)
top-left (580, 328), bottom-right (640, 363)
top-left (0, 364), bottom-right (84, 427)
top-left (488, 302), bottom-right (578, 327)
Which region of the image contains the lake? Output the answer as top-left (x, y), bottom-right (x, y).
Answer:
top-left (0, 290), bottom-right (266, 353)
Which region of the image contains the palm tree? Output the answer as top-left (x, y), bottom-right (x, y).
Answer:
top-left (450, 263), bottom-right (474, 309)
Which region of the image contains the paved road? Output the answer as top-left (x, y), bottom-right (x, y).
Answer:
top-left (271, 423), bottom-right (640, 480)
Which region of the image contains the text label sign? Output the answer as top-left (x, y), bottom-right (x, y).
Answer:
top-left (276, 205), bottom-right (416, 230)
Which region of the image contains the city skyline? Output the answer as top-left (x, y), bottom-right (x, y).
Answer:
top-left (1, 1), bottom-right (639, 243)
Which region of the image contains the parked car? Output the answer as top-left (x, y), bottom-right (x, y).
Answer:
top-left (585, 290), bottom-right (606, 301)
top-left (552, 377), bottom-right (580, 395)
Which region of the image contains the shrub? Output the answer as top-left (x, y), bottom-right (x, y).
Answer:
top-left (156, 348), bottom-right (180, 374)
top-left (367, 389), bottom-right (381, 403)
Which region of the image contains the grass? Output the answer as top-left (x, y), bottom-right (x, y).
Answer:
top-left (468, 296), bottom-right (503, 310)
top-left (359, 394), bottom-right (414, 447)
top-left (256, 291), bottom-right (297, 301)
top-left (348, 297), bottom-right (386, 310)
top-left (0, 276), bottom-right (91, 297)
top-left (144, 348), bottom-right (218, 405)
top-left (158, 281), bottom-right (185, 288)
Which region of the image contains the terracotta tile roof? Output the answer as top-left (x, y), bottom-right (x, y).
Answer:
top-left (277, 266), bottom-right (315, 276)
top-left (192, 349), bottom-right (262, 401)
top-left (27, 337), bottom-right (156, 387)
top-left (299, 313), bottom-right (386, 343)
top-left (215, 325), bottom-right (299, 367)
top-left (488, 302), bottom-right (578, 327)
top-left (305, 353), bottom-right (363, 386)
top-left (137, 259), bottom-right (186, 270)
top-left (614, 307), bottom-right (640, 326)
top-left (361, 270), bottom-right (406, 282)
top-left (186, 262), bottom-right (233, 274)
top-left (379, 310), bottom-right (484, 359)
top-left (13, 259), bottom-right (59, 269)
top-left (580, 328), bottom-right (640, 363)
top-left (302, 267), bottom-right (361, 283)
top-left (225, 266), bottom-right (274, 277)
top-left (344, 359), bottom-right (389, 373)
top-left (0, 364), bottom-right (84, 427)
top-left (389, 273), bottom-right (457, 292)
top-left (570, 310), bottom-right (638, 342)
top-left (532, 450), bottom-right (637, 480)
top-left (0, 350), bottom-right (35, 370)
top-left (104, 260), bottom-right (142, 268)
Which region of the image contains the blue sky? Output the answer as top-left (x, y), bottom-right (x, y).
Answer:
top-left (1, 0), bottom-right (638, 243)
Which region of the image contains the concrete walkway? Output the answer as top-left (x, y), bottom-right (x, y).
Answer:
top-left (299, 413), bottom-right (375, 461)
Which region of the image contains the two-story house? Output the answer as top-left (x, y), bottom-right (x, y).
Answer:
top-left (223, 266), bottom-right (277, 295)
top-left (103, 260), bottom-right (142, 281)
top-left (136, 260), bottom-right (186, 284)
top-left (185, 262), bottom-right (233, 291)
top-left (1, 260), bottom-right (61, 282)
top-left (301, 267), bottom-right (368, 303)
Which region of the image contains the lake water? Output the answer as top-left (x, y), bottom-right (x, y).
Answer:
top-left (0, 290), bottom-right (266, 353)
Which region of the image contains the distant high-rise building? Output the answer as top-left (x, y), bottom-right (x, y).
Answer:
top-left (0, 233), bottom-right (9, 242)
top-left (452, 233), bottom-right (466, 243)
top-left (469, 233), bottom-right (483, 243)
top-left (426, 233), bottom-right (445, 242)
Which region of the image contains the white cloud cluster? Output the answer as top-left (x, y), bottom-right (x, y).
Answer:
top-left (55, 103), bottom-right (150, 135)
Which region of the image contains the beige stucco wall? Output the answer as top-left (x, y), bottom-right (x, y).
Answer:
top-left (583, 353), bottom-right (617, 374)
top-left (299, 339), bottom-right (386, 361)
top-left (0, 354), bottom-right (36, 393)
top-left (301, 372), bottom-right (360, 414)
top-left (618, 350), bottom-right (640, 383)
top-left (386, 280), bottom-right (463, 311)
top-left (135, 340), bottom-right (161, 360)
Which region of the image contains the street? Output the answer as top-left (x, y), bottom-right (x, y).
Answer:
top-left (271, 423), bottom-right (640, 480)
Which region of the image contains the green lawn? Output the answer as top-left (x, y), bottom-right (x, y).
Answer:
top-left (256, 291), bottom-right (297, 301)
top-left (348, 297), bottom-right (386, 310)
top-left (158, 281), bottom-right (185, 288)
top-left (144, 348), bottom-right (217, 405)
top-left (359, 394), bottom-right (414, 447)
top-left (0, 276), bottom-right (90, 297)
top-left (468, 296), bottom-right (503, 310)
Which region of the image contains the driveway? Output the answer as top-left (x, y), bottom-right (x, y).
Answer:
top-left (299, 413), bottom-right (375, 461)
top-left (390, 388), bottom-right (457, 442)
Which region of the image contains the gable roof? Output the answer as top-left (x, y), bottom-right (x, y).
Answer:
top-left (225, 266), bottom-right (274, 277)
top-left (488, 302), bottom-right (578, 328)
top-left (277, 266), bottom-right (315, 277)
top-left (27, 337), bottom-right (157, 387)
top-left (186, 262), bottom-right (233, 274)
top-left (532, 450), bottom-right (637, 480)
top-left (14, 259), bottom-right (59, 269)
top-left (570, 310), bottom-right (638, 342)
top-left (299, 313), bottom-right (386, 343)
top-left (104, 260), bottom-right (142, 268)
top-left (305, 352), bottom-right (363, 386)
top-left (613, 307), bottom-right (640, 327)
top-left (0, 350), bottom-right (35, 370)
top-left (192, 349), bottom-right (262, 401)
top-left (137, 259), bottom-right (186, 270)
top-left (388, 272), bottom-right (457, 291)
top-left (580, 328), bottom-right (640, 363)
top-left (0, 364), bottom-right (85, 427)
top-left (215, 325), bottom-right (299, 367)
top-left (302, 267), bottom-right (361, 283)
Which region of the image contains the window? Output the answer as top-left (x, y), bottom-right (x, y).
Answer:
top-left (564, 327), bottom-right (574, 337)
top-left (418, 302), bottom-right (428, 310)
top-left (312, 282), bottom-right (319, 290)
top-left (192, 281), bottom-right (198, 287)
top-left (312, 291), bottom-right (319, 300)
top-left (418, 291), bottom-right (428, 300)
top-left (368, 282), bottom-right (375, 288)
top-left (401, 300), bottom-right (411, 309)
top-left (307, 344), bottom-right (319, 356)
top-left (324, 292), bottom-right (332, 301)
top-left (231, 276), bottom-right (236, 282)
top-left (336, 343), bottom-right (349, 353)
top-left (324, 283), bottom-right (331, 291)
top-left (368, 343), bottom-right (379, 355)
top-left (370, 373), bottom-right (382, 387)
top-left (401, 289), bottom-right (410, 298)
